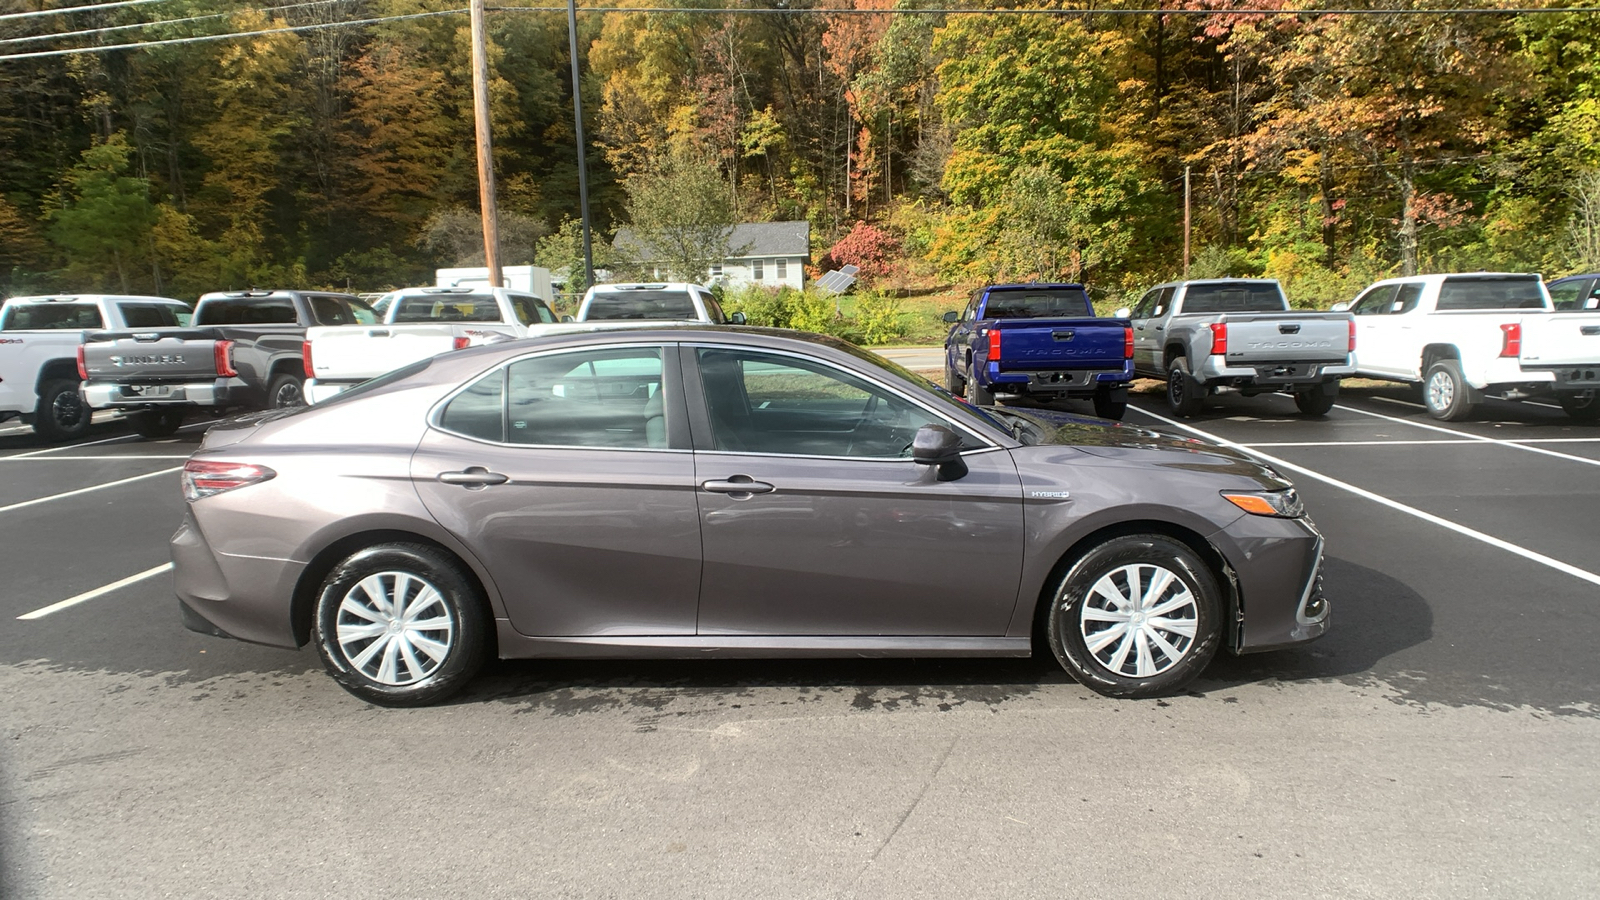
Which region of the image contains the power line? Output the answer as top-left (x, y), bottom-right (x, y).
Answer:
top-left (0, 0), bottom-right (351, 48)
top-left (0, 0), bottom-right (179, 24)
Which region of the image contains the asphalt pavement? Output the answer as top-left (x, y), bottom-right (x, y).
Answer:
top-left (2, 383), bottom-right (1598, 899)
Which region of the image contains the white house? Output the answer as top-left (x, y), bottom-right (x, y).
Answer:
top-left (613, 221), bottom-right (811, 291)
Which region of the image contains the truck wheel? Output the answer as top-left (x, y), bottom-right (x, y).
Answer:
top-left (1294, 381), bottom-right (1339, 417)
top-left (1046, 533), bottom-right (1223, 699)
top-left (945, 363), bottom-right (966, 396)
top-left (130, 409), bottom-right (186, 438)
top-left (1092, 386), bottom-right (1127, 421)
top-left (268, 373), bottom-right (305, 408)
top-left (1558, 390), bottom-right (1600, 422)
top-left (32, 379), bottom-right (92, 442)
top-left (1423, 359), bottom-right (1474, 421)
top-left (964, 368), bottom-right (995, 406)
top-left (1165, 359), bottom-right (1205, 417)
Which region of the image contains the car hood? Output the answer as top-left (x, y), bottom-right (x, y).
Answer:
top-left (1001, 407), bottom-right (1288, 486)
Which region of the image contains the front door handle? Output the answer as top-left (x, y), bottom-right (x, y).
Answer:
top-left (438, 466), bottom-right (509, 487)
top-left (703, 474), bottom-right (775, 497)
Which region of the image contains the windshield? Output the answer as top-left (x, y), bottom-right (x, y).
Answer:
top-left (1437, 276), bottom-right (1547, 311)
top-left (1181, 283), bottom-right (1285, 314)
top-left (984, 288), bottom-right (1091, 318)
top-left (585, 291), bottom-right (698, 320)
top-left (0, 303), bottom-right (104, 330)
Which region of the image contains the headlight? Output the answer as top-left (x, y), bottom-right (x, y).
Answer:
top-left (1221, 487), bottom-right (1305, 518)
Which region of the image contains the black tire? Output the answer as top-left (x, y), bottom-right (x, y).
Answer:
top-left (945, 362), bottom-right (966, 397)
top-left (1293, 381), bottom-right (1338, 417)
top-left (32, 378), bottom-right (92, 442)
top-left (964, 366), bottom-right (995, 406)
top-left (1165, 358), bottom-right (1205, 417)
top-left (313, 542), bottom-right (490, 707)
top-left (1422, 358), bottom-right (1473, 421)
top-left (1046, 533), bottom-right (1223, 699)
top-left (268, 372), bottom-right (305, 408)
top-left (1558, 390), bottom-right (1600, 422)
top-left (1092, 385), bottom-right (1127, 420)
top-left (130, 408), bottom-right (186, 438)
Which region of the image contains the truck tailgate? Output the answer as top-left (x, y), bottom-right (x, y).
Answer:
top-left (1217, 313), bottom-right (1350, 364)
top-left (1520, 313), bottom-right (1600, 368)
top-left (307, 325), bottom-right (471, 383)
top-left (82, 331), bottom-right (222, 382)
top-left (993, 318), bottom-right (1128, 370)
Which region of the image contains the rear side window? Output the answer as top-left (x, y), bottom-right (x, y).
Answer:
top-left (439, 369), bottom-right (506, 442)
top-left (509, 295), bottom-right (556, 326)
top-left (983, 288), bottom-right (1091, 319)
top-left (1180, 283), bottom-right (1285, 313)
top-left (308, 295), bottom-right (377, 326)
top-left (0, 303), bottom-right (104, 330)
top-left (505, 348), bottom-right (667, 448)
top-left (1437, 277), bottom-right (1547, 311)
top-left (118, 304), bottom-right (184, 328)
top-left (196, 298), bottom-right (298, 325)
top-left (585, 291), bottom-right (697, 320)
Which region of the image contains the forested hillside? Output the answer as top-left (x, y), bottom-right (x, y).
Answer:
top-left (4, 0), bottom-right (1600, 305)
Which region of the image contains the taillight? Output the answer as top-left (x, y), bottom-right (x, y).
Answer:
top-left (76, 344), bottom-right (87, 380)
top-left (1348, 318), bottom-right (1356, 353)
top-left (1123, 326), bottom-right (1134, 360)
top-left (987, 328), bottom-right (1001, 360)
top-left (182, 460), bottom-right (276, 501)
top-left (1500, 322), bottom-right (1521, 358)
top-left (453, 336), bottom-right (470, 351)
top-left (1208, 323), bottom-right (1228, 355)
top-left (214, 340), bottom-right (237, 377)
top-left (302, 340), bottom-right (314, 378)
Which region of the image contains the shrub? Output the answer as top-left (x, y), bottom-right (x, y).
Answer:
top-left (852, 290), bottom-right (907, 345)
top-left (818, 221), bottom-right (903, 284)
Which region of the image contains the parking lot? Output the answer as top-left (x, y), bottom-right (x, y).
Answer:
top-left (2, 382), bottom-right (1598, 898)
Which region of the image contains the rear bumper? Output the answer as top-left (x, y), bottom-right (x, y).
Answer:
top-left (1198, 356), bottom-right (1353, 384)
top-left (171, 508), bottom-right (304, 648)
top-left (987, 361), bottom-right (1133, 394)
top-left (85, 377), bottom-right (253, 410)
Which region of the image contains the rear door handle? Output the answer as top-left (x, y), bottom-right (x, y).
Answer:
top-left (703, 475), bottom-right (775, 497)
top-left (1582, 325), bottom-right (1600, 336)
top-left (438, 467), bottom-right (508, 487)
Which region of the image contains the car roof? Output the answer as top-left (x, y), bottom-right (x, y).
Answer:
top-left (4, 294), bottom-right (187, 304)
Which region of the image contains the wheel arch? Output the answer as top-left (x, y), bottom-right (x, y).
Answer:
top-left (1163, 343), bottom-right (1187, 367)
top-left (268, 357), bottom-right (305, 382)
top-left (1420, 343), bottom-right (1460, 372)
top-left (35, 357), bottom-right (79, 391)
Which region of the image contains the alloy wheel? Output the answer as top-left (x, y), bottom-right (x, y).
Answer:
top-left (1427, 369), bottom-right (1455, 411)
top-left (1077, 562), bottom-right (1199, 678)
top-left (51, 391), bottom-right (85, 429)
top-left (335, 572), bottom-right (456, 685)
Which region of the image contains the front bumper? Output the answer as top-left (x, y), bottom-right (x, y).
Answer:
top-left (85, 377), bottom-right (245, 409)
top-left (1215, 512), bottom-right (1330, 653)
top-left (172, 508), bottom-right (305, 648)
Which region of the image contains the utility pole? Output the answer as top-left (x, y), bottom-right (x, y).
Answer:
top-left (1182, 165), bottom-right (1191, 279)
top-left (470, 0), bottom-right (503, 287)
top-left (567, 0), bottom-right (594, 288)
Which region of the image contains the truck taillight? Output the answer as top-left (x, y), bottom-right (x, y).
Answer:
top-left (1124, 326), bottom-right (1134, 360)
top-left (182, 459), bottom-right (276, 501)
top-left (302, 340), bottom-right (314, 378)
top-left (1500, 322), bottom-right (1521, 358)
top-left (214, 340), bottom-right (237, 377)
top-left (1208, 323), bottom-right (1228, 355)
top-left (988, 328), bottom-right (1001, 360)
top-left (1348, 318), bottom-right (1356, 353)
top-left (453, 336), bottom-right (470, 351)
top-left (76, 344), bottom-right (87, 380)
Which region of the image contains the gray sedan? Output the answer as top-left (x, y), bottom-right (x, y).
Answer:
top-left (173, 327), bottom-right (1328, 706)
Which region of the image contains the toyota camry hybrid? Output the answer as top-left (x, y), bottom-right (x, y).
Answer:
top-left (172, 327), bottom-right (1329, 706)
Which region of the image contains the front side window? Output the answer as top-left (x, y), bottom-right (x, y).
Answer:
top-left (1130, 290), bottom-right (1158, 320)
top-left (309, 295), bottom-right (365, 326)
top-left (700, 291), bottom-right (727, 324)
top-left (696, 348), bottom-right (945, 458)
top-left (1548, 279), bottom-right (1593, 312)
top-left (510, 295), bottom-right (557, 325)
top-left (1394, 282), bottom-right (1424, 314)
top-left (1350, 284), bottom-right (1399, 316)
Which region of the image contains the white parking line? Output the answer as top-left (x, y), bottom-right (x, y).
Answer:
top-left (1244, 438), bottom-right (1600, 448)
top-left (1129, 406), bottom-right (1600, 589)
top-left (1371, 396), bottom-right (1426, 409)
top-left (0, 467), bottom-right (181, 514)
top-left (0, 455), bottom-right (191, 461)
top-left (16, 563), bottom-right (173, 620)
top-left (1334, 404), bottom-right (1600, 468)
top-left (1, 434), bottom-right (142, 459)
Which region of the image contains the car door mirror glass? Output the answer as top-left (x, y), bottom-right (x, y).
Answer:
top-left (561, 314), bottom-right (575, 323)
top-left (1329, 302), bottom-right (1350, 312)
top-left (730, 311), bottom-right (747, 325)
top-left (1113, 307), bottom-right (1131, 319)
top-left (943, 310), bottom-right (960, 323)
top-left (911, 424), bottom-right (968, 481)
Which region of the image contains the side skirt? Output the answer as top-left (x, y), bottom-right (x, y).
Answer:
top-left (494, 622), bottom-right (1033, 660)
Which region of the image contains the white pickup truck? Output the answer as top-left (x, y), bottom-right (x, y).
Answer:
top-left (575, 282), bottom-right (743, 323)
top-left (0, 294), bottom-right (191, 440)
top-left (1336, 273), bottom-right (1600, 421)
top-left (304, 286), bottom-right (559, 404)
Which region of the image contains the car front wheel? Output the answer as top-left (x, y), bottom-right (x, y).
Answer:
top-left (1046, 533), bottom-right (1222, 699)
top-left (313, 543), bottom-right (489, 707)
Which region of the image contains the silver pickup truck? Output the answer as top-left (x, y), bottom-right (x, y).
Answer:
top-left (1119, 279), bottom-right (1356, 417)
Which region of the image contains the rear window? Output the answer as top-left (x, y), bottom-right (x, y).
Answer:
top-left (118, 303), bottom-right (184, 328)
top-left (983, 288), bottom-right (1091, 319)
top-left (1437, 277), bottom-right (1547, 311)
top-left (584, 291), bottom-right (698, 320)
top-left (1180, 283), bottom-right (1286, 314)
top-left (393, 294), bottom-right (506, 323)
top-left (0, 303), bottom-right (104, 330)
top-left (196, 298), bottom-right (299, 325)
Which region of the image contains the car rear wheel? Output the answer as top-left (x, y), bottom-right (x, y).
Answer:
top-left (1557, 389), bottom-right (1600, 422)
top-left (964, 366), bottom-right (995, 406)
top-left (130, 408), bottom-right (185, 438)
top-left (313, 543), bottom-right (489, 707)
top-left (32, 378), bottom-right (92, 442)
top-left (1293, 381), bottom-right (1338, 416)
top-left (1423, 359), bottom-right (1473, 421)
top-left (1092, 385), bottom-right (1127, 420)
top-left (1165, 359), bottom-right (1205, 417)
top-left (268, 372), bottom-right (305, 408)
top-left (1047, 533), bottom-right (1222, 699)
top-left (945, 363), bottom-right (966, 397)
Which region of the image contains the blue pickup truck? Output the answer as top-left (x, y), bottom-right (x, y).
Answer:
top-left (942, 283), bottom-right (1134, 419)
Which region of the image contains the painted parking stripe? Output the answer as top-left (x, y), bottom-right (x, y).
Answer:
top-left (17, 563), bottom-right (173, 620)
top-left (1334, 404), bottom-right (1600, 469)
top-left (1128, 406), bottom-right (1600, 589)
top-left (1243, 438), bottom-right (1600, 448)
top-left (0, 455), bottom-right (191, 461)
top-left (1, 434), bottom-right (142, 459)
top-left (0, 467), bottom-right (181, 514)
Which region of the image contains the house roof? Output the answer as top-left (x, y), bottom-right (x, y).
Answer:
top-left (614, 221), bottom-right (811, 261)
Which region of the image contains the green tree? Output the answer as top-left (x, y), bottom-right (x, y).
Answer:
top-left (621, 150), bottom-right (737, 282)
top-left (45, 134), bottom-right (157, 292)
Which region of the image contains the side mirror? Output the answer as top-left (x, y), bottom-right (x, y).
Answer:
top-left (911, 424), bottom-right (968, 482)
top-left (1329, 302), bottom-right (1350, 312)
top-left (561, 314), bottom-right (575, 322)
top-left (729, 311), bottom-right (747, 325)
top-left (942, 311), bottom-right (960, 323)
top-left (1113, 307), bottom-right (1131, 319)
